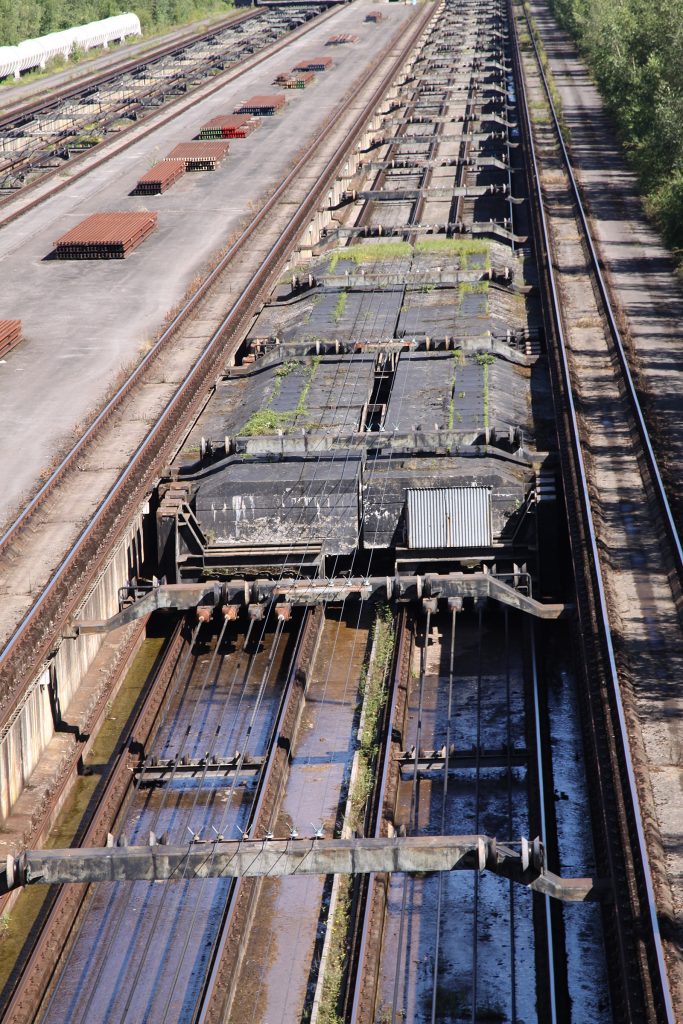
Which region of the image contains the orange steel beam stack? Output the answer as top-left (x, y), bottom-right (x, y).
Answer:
top-left (52, 211), bottom-right (158, 259)
top-left (166, 140), bottom-right (230, 170)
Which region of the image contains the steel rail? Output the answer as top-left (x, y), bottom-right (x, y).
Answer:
top-left (0, 9), bottom-right (261, 130)
top-left (0, 4), bottom-right (433, 697)
top-left (0, 618), bottom-right (186, 1024)
top-left (0, 4), bottom-right (341, 231)
top-left (520, 5), bottom-right (683, 580)
top-left (509, 1), bottom-right (675, 1019)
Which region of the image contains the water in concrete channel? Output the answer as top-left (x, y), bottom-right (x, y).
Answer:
top-left (374, 607), bottom-right (611, 1024)
top-left (39, 617), bottom-right (299, 1024)
top-left (228, 604), bottom-right (372, 1024)
top-left (377, 607), bottom-right (535, 1023)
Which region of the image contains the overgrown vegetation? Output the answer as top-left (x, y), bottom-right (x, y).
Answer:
top-left (328, 238), bottom-right (491, 271)
top-left (315, 876), bottom-right (351, 1024)
top-left (240, 357), bottom-right (320, 436)
top-left (332, 290), bottom-right (348, 323)
top-left (541, 0), bottom-right (683, 255)
top-left (349, 604), bottom-right (395, 831)
top-left (415, 236), bottom-right (491, 268)
top-left (477, 352), bottom-right (495, 430)
top-left (0, 0), bottom-right (234, 47)
top-left (328, 241), bottom-right (412, 271)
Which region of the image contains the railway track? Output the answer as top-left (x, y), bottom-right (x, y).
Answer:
top-left (0, 1), bottom-right (434, 697)
top-left (511, 0), bottom-right (678, 1018)
top-left (0, 3), bottom-right (347, 232)
top-left (0, 6), bottom-right (325, 204)
top-left (1, 0), bottom-right (681, 1019)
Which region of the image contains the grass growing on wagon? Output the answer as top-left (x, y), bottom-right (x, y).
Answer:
top-left (328, 241), bottom-right (412, 271)
top-left (477, 352), bottom-right (495, 430)
top-left (415, 236), bottom-right (491, 268)
top-left (332, 290), bottom-right (348, 323)
top-left (315, 876), bottom-right (351, 1024)
top-left (240, 357), bottom-right (320, 435)
top-left (328, 239), bottom-right (491, 272)
top-left (349, 604), bottom-right (395, 831)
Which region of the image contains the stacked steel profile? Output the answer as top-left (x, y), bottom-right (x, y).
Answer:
top-left (134, 160), bottom-right (186, 195)
top-left (234, 94), bottom-right (286, 115)
top-left (52, 212), bottom-right (158, 259)
top-left (0, 320), bottom-right (22, 358)
top-left (198, 113), bottom-right (261, 139)
top-left (292, 55), bottom-right (332, 71)
top-left (275, 70), bottom-right (316, 88)
top-left (325, 33), bottom-right (359, 45)
top-left (166, 141), bottom-right (230, 170)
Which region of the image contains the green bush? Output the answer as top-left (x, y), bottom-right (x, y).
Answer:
top-left (546, 0), bottom-right (683, 256)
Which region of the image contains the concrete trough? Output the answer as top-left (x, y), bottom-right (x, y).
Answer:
top-left (133, 159), bottom-right (186, 195)
top-left (234, 93), bottom-right (286, 116)
top-left (52, 211), bottom-right (158, 259)
top-left (0, 320), bottom-right (22, 359)
top-left (166, 140), bottom-right (230, 170)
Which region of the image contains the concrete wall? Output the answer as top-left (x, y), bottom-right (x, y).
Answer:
top-left (0, 512), bottom-right (145, 821)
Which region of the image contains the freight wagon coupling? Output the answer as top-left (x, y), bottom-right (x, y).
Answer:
top-left (2, 836), bottom-right (607, 902)
top-left (51, 211), bottom-right (158, 259)
top-left (0, 319), bottom-right (22, 358)
top-left (133, 160), bottom-right (186, 195)
top-left (234, 93), bottom-right (286, 116)
top-left (198, 113), bottom-right (260, 139)
top-left (166, 140), bottom-right (229, 170)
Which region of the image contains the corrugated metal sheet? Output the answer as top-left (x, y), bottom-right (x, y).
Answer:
top-left (406, 486), bottom-right (492, 548)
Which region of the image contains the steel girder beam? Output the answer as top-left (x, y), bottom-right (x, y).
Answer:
top-left (4, 835), bottom-right (605, 902)
top-left (73, 572), bottom-right (572, 634)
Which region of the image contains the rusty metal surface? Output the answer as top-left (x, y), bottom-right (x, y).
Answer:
top-left (293, 55), bottom-right (333, 70)
top-left (0, 320), bottom-right (22, 359)
top-left (198, 114), bottom-right (260, 138)
top-left (0, 4), bottom-right (342, 235)
top-left (53, 211), bottom-right (158, 248)
top-left (234, 93), bottom-right (286, 113)
top-left (0, 0), bottom-right (434, 710)
top-left (134, 160), bottom-right (186, 192)
top-left (166, 140), bottom-right (230, 163)
top-left (198, 607), bottom-right (323, 1024)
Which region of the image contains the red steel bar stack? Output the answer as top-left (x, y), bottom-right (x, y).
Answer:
top-left (198, 114), bottom-right (260, 139)
top-left (0, 320), bottom-right (22, 359)
top-left (292, 56), bottom-right (333, 72)
top-left (166, 141), bottom-right (230, 170)
top-left (234, 94), bottom-right (286, 116)
top-left (274, 70), bottom-right (316, 89)
top-left (52, 212), bottom-right (158, 259)
top-left (134, 160), bottom-right (186, 195)
top-left (325, 34), bottom-right (359, 45)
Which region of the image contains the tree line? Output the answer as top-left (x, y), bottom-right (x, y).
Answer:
top-left (0, 0), bottom-right (233, 46)
top-left (547, 0), bottom-right (683, 256)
